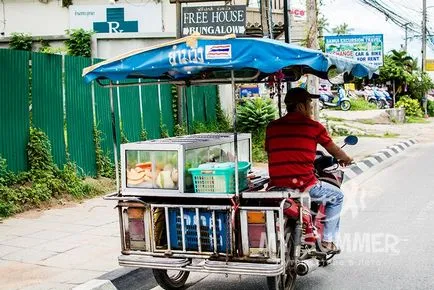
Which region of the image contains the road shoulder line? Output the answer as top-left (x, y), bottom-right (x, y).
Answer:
top-left (343, 138), bottom-right (418, 182)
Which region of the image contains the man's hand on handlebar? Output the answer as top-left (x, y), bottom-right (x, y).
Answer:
top-left (338, 156), bottom-right (354, 167)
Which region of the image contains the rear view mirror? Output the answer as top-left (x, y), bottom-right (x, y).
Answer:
top-left (344, 135), bottom-right (358, 146)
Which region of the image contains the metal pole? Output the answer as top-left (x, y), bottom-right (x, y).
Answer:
top-left (283, 0), bottom-right (290, 43)
top-left (176, 0), bottom-right (182, 38)
top-left (404, 23), bottom-right (409, 52)
top-left (231, 70), bottom-right (239, 197)
top-left (109, 83), bottom-right (120, 193)
top-left (422, 0), bottom-right (427, 72)
top-left (392, 80), bottom-right (396, 108)
top-left (175, 0), bottom-right (184, 127)
top-left (283, 0), bottom-right (291, 95)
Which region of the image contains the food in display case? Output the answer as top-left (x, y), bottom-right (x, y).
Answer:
top-left (126, 150), bottom-right (179, 189)
top-left (121, 133), bottom-right (252, 195)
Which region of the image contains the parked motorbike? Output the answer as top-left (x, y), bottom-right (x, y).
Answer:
top-left (267, 135), bottom-right (358, 289)
top-left (381, 88), bottom-right (393, 108)
top-left (373, 88), bottom-right (390, 109)
top-left (319, 87), bottom-right (351, 111)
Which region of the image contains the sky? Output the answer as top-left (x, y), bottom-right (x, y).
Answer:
top-left (321, 0), bottom-right (434, 63)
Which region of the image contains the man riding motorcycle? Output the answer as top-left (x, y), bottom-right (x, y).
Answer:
top-left (265, 87), bottom-right (353, 253)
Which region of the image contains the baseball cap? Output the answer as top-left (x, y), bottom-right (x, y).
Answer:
top-left (284, 87), bottom-right (320, 105)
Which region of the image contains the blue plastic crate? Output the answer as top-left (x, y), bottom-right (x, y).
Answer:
top-left (168, 208), bottom-right (229, 253)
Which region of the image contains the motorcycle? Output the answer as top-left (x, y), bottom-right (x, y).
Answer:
top-left (319, 87), bottom-right (351, 111)
top-left (373, 87), bottom-right (390, 109)
top-left (267, 135), bottom-right (358, 287)
top-left (381, 88), bottom-right (393, 108)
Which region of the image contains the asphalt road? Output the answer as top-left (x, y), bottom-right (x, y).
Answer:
top-left (118, 142), bottom-right (434, 290)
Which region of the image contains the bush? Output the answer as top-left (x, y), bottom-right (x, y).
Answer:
top-left (427, 100), bottom-right (434, 117)
top-left (350, 98), bottom-right (377, 111)
top-left (9, 33), bottom-right (33, 51)
top-left (237, 98), bottom-right (276, 134)
top-left (65, 29), bottom-right (93, 57)
top-left (93, 125), bottom-right (114, 179)
top-left (252, 129), bottom-right (267, 163)
top-left (396, 95), bottom-right (423, 117)
top-left (0, 127), bottom-right (104, 218)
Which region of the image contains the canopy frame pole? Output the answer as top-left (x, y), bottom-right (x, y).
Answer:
top-left (109, 82), bottom-right (120, 194)
top-left (231, 70), bottom-right (239, 198)
top-left (95, 72), bottom-right (261, 89)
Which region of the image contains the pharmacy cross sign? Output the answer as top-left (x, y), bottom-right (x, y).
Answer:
top-left (93, 8), bottom-right (139, 33)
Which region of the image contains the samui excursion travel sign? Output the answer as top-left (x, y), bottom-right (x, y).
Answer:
top-left (324, 34), bottom-right (384, 67)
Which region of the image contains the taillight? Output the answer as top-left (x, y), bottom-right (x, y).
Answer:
top-left (247, 211), bottom-right (267, 250)
top-left (127, 207), bottom-right (145, 249)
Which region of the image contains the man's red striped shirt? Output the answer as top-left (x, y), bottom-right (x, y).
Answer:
top-left (265, 112), bottom-right (332, 192)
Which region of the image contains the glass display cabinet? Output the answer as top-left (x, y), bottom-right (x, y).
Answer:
top-left (120, 133), bottom-right (251, 196)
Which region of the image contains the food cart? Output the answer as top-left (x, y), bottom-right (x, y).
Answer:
top-left (82, 34), bottom-right (376, 290)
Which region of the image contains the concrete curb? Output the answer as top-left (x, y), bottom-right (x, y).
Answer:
top-left (73, 268), bottom-right (156, 290)
top-left (343, 138), bottom-right (418, 182)
top-left (75, 139), bottom-right (419, 290)
top-left (72, 279), bottom-right (117, 290)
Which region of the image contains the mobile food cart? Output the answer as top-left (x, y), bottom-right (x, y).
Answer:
top-left (82, 34), bottom-right (376, 290)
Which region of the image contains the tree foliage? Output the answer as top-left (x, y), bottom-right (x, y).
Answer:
top-left (379, 49), bottom-right (434, 100)
top-left (237, 98), bottom-right (276, 134)
top-left (331, 23), bottom-right (354, 35)
top-left (9, 33), bottom-right (33, 51)
top-left (65, 29), bottom-right (93, 57)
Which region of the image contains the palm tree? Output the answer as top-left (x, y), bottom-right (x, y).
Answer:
top-left (318, 15), bottom-right (330, 38)
top-left (390, 49), bottom-right (415, 72)
top-left (332, 23), bottom-right (354, 35)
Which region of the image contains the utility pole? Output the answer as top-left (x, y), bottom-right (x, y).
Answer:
top-left (422, 0), bottom-right (427, 72)
top-left (306, 0), bottom-right (320, 120)
top-left (260, 0), bottom-right (271, 38)
top-left (403, 22), bottom-right (410, 52)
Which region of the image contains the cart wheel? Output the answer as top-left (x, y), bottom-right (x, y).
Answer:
top-left (267, 228), bottom-right (296, 290)
top-left (152, 269), bottom-right (189, 290)
top-left (340, 100), bottom-right (351, 111)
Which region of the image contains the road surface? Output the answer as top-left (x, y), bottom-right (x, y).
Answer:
top-left (139, 142), bottom-right (434, 290)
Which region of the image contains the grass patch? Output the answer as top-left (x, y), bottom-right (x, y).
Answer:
top-left (350, 98), bottom-right (377, 111)
top-left (356, 119), bottom-right (377, 125)
top-left (383, 132), bottom-right (400, 138)
top-left (325, 116), bottom-right (345, 122)
top-left (406, 116), bottom-right (429, 124)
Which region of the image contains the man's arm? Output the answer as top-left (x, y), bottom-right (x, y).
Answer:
top-left (316, 123), bottom-right (353, 166)
top-left (324, 141), bottom-right (353, 166)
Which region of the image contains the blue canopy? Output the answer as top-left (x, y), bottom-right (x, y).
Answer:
top-left (83, 34), bottom-right (378, 84)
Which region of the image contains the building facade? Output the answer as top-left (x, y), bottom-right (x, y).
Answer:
top-left (0, 0), bottom-right (307, 58)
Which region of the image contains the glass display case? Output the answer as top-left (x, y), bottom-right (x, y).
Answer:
top-left (120, 133), bottom-right (251, 196)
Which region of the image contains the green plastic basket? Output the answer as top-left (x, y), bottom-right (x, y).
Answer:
top-left (188, 161), bottom-right (251, 193)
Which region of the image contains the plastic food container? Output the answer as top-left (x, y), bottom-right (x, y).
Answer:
top-left (188, 161), bottom-right (251, 193)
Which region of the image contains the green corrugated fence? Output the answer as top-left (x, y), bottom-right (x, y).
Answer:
top-left (0, 49), bottom-right (219, 175)
top-left (0, 50), bottom-right (30, 172)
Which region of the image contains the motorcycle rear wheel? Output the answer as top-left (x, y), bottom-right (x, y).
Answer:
top-left (267, 227), bottom-right (297, 290)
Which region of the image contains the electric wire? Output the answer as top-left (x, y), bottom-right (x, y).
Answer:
top-left (357, 0), bottom-right (434, 50)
